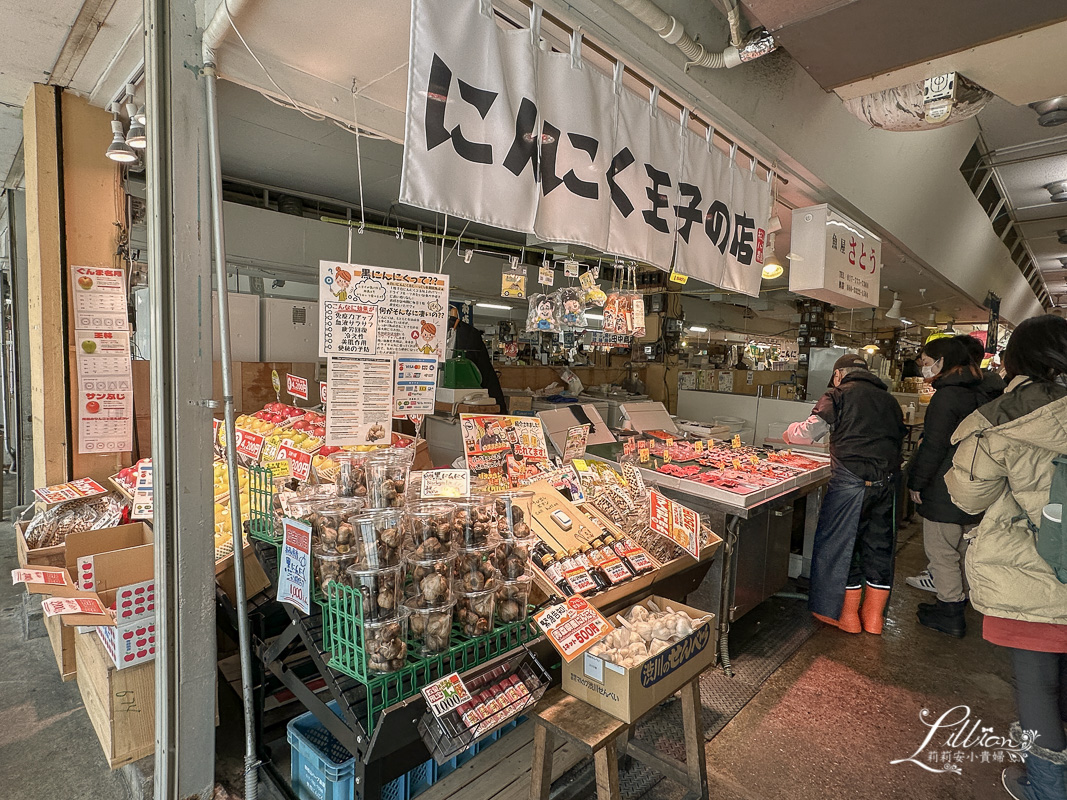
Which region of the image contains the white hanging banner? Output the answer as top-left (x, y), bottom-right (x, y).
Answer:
top-left (401, 0), bottom-right (771, 296)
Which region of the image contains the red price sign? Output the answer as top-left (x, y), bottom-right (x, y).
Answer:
top-left (277, 442), bottom-right (313, 481)
top-left (234, 428), bottom-right (265, 460)
top-left (286, 373), bottom-right (309, 400)
top-left (319, 381), bottom-right (327, 405)
top-left (534, 595), bottom-right (613, 662)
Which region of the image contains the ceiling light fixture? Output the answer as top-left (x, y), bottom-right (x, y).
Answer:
top-left (475, 302), bottom-right (512, 311)
top-left (943, 319), bottom-right (957, 335)
top-left (863, 309), bottom-right (879, 353)
top-left (125, 102), bottom-right (146, 149)
top-left (585, 313), bottom-right (604, 320)
top-left (105, 103), bottom-right (137, 164)
top-left (885, 292), bottom-right (903, 320)
top-left (688, 325), bottom-right (708, 333)
top-left (761, 233), bottom-right (784, 279)
top-left (1031, 96), bottom-right (1067, 127)
top-left (1045, 180), bottom-right (1067, 203)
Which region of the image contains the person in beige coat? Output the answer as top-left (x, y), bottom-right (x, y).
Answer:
top-left (945, 314), bottom-right (1067, 800)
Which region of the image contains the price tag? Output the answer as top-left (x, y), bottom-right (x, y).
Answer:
top-left (572, 458), bottom-right (589, 473)
top-left (277, 442), bottom-right (313, 482)
top-left (563, 424), bottom-right (590, 462)
top-left (278, 518), bottom-right (312, 614)
top-left (749, 455), bottom-right (760, 466)
top-left (638, 443), bottom-right (650, 463)
top-left (534, 595), bottom-right (613, 662)
top-left (320, 381), bottom-right (328, 405)
top-left (271, 369), bottom-right (281, 395)
top-left (286, 373), bottom-right (309, 401)
top-left (263, 459), bottom-right (291, 479)
top-left (732, 457), bottom-right (742, 470)
top-left (234, 428), bottom-right (265, 460)
top-left (662, 448), bottom-right (671, 464)
top-left (11, 568), bottom-right (69, 586)
top-left (41, 596), bottom-right (107, 618)
top-left (421, 673), bottom-right (472, 720)
top-left (564, 259), bottom-right (579, 278)
top-left (420, 469), bottom-right (470, 498)
top-left (538, 264), bottom-right (554, 286)
top-left (694, 440), bottom-right (704, 452)
top-left (731, 434), bottom-right (742, 449)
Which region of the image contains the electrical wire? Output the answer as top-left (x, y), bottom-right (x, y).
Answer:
top-left (350, 81), bottom-right (366, 234)
top-left (222, 0), bottom-right (326, 121)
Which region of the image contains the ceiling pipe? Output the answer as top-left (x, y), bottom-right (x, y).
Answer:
top-left (203, 0), bottom-right (255, 61)
top-left (609, 0), bottom-right (775, 69)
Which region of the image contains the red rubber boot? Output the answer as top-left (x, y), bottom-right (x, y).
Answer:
top-left (861, 586), bottom-right (891, 634)
top-left (812, 587), bottom-right (863, 634)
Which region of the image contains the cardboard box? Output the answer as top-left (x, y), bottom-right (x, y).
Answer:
top-left (506, 393), bottom-right (534, 413)
top-left (15, 519), bottom-right (67, 569)
top-left (216, 548), bottom-right (271, 605)
top-left (65, 522), bottom-right (154, 591)
top-left (75, 629), bottom-right (155, 768)
top-left (561, 596), bottom-right (716, 723)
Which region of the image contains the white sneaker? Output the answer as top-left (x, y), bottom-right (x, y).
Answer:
top-left (905, 570), bottom-right (937, 593)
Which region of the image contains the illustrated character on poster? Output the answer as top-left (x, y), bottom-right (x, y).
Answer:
top-left (530, 295), bottom-right (557, 332)
top-left (414, 320), bottom-right (440, 356)
top-left (602, 292), bottom-right (621, 333)
top-left (559, 287), bottom-right (584, 327)
top-left (330, 267), bottom-right (352, 301)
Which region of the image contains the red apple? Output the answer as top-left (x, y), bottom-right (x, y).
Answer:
top-left (86, 400), bottom-right (100, 414)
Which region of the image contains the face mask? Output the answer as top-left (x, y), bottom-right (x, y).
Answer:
top-left (921, 361), bottom-right (941, 379)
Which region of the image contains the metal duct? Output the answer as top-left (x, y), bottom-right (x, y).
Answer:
top-left (843, 75), bottom-right (993, 132)
top-left (275, 194), bottom-right (305, 216)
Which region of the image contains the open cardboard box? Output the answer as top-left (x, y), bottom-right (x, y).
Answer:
top-left (561, 595), bottom-right (717, 723)
top-left (15, 519), bottom-right (66, 569)
top-left (65, 522), bottom-right (153, 591)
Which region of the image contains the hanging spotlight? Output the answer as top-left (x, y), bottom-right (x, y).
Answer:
top-left (105, 106), bottom-right (137, 164)
top-left (125, 102), bottom-right (146, 149)
top-left (943, 319), bottom-right (957, 335)
top-left (761, 233), bottom-right (784, 279)
top-left (133, 105), bottom-right (146, 126)
top-left (885, 292), bottom-right (903, 319)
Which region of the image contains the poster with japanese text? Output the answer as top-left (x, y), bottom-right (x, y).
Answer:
top-left (649, 489), bottom-right (701, 559)
top-left (394, 356), bottom-right (438, 416)
top-left (325, 356), bottom-right (393, 446)
top-left (460, 414), bottom-right (551, 490)
top-left (78, 388), bottom-right (133, 454)
top-left (71, 266), bottom-right (129, 330)
top-left (319, 262), bottom-right (449, 358)
top-left (278, 518), bottom-right (312, 614)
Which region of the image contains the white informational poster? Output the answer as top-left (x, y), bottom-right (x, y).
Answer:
top-left (325, 356), bottom-right (394, 446)
top-left (394, 356), bottom-right (438, 416)
top-left (71, 266), bottom-right (130, 330)
top-left (318, 262), bottom-right (449, 358)
top-left (400, 0), bottom-right (771, 296)
top-left (72, 268), bottom-right (133, 454)
top-left (278, 518), bottom-right (312, 614)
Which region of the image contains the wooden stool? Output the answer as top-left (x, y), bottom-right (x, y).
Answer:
top-left (530, 677), bottom-right (708, 800)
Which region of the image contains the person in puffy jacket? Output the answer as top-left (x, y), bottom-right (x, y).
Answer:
top-left (907, 337), bottom-right (998, 637)
top-left (945, 314), bottom-right (1067, 800)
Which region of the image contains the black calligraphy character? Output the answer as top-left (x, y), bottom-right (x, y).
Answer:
top-left (674, 183), bottom-right (702, 243)
top-left (729, 213), bottom-right (755, 264)
top-left (502, 97), bottom-right (539, 179)
top-left (642, 164), bottom-right (672, 233)
top-left (424, 55), bottom-right (497, 164)
top-left (704, 201), bottom-right (731, 254)
top-left (606, 147), bottom-right (636, 217)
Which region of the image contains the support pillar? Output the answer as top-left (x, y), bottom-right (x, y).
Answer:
top-left (144, 0), bottom-right (217, 797)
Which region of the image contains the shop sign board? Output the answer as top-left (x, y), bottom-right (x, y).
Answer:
top-left (318, 262), bottom-right (449, 359)
top-left (649, 489), bottom-right (701, 559)
top-left (325, 356), bottom-right (394, 446)
top-left (276, 442), bottom-right (313, 482)
top-left (460, 413), bottom-right (552, 490)
top-left (788, 204), bottom-right (881, 309)
top-left (278, 518), bottom-right (312, 614)
top-left (401, 0), bottom-right (771, 297)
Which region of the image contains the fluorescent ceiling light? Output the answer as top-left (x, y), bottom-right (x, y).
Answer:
top-left (585, 313), bottom-right (604, 320)
top-left (688, 325), bottom-right (708, 332)
top-left (475, 302), bottom-right (511, 311)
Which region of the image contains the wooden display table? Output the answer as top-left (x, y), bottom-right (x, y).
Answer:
top-left (529, 679), bottom-right (708, 800)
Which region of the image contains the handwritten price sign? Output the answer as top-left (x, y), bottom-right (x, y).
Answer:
top-left (535, 595), bottom-right (613, 662)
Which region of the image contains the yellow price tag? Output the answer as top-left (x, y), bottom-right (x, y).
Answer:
top-left (263, 459), bottom-right (290, 478)
top-left (669, 270), bottom-right (689, 284)
top-left (663, 449), bottom-right (672, 464)
top-left (572, 459), bottom-right (589, 473)
top-left (749, 455), bottom-right (760, 466)
top-left (694, 440), bottom-right (704, 452)
top-left (731, 434), bottom-right (742, 449)
top-left (261, 435), bottom-right (283, 461)
top-left (271, 369), bottom-right (281, 394)
top-left (732, 457), bottom-right (742, 470)
top-left (638, 445), bottom-right (650, 463)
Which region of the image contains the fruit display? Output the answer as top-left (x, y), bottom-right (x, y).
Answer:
top-left (213, 462), bottom-right (249, 500)
top-left (213, 499), bottom-right (248, 561)
top-left (112, 458), bottom-right (151, 496)
top-left (251, 402), bottom-right (305, 425)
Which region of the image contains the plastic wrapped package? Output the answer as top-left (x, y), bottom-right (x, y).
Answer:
top-left (526, 293), bottom-right (559, 333)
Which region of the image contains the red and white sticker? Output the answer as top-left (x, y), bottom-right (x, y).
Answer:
top-left (534, 595), bottom-right (613, 662)
top-left (11, 568), bottom-right (68, 586)
top-left (287, 373), bottom-right (309, 400)
top-left (234, 428), bottom-right (265, 460)
top-left (42, 596), bottom-right (107, 618)
top-left (320, 381), bottom-right (327, 405)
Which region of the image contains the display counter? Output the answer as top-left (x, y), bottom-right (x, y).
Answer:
top-left (676, 389), bottom-right (817, 446)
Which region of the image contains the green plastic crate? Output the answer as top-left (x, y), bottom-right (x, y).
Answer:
top-left (247, 464), bottom-right (278, 545)
top-left (322, 580), bottom-right (536, 732)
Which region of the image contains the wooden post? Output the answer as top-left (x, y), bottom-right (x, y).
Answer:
top-left (22, 84), bottom-right (70, 487)
top-left (531, 722), bottom-right (555, 800)
top-left (60, 92), bottom-right (131, 482)
top-left (680, 679), bottom-right (710, 800)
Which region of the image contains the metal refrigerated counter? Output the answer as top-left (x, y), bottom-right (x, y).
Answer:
top-left (585, 442), bottom-right (830, 675)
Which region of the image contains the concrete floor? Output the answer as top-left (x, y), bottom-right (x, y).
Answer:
top-left (3, 484), bottom-right (1020, 799)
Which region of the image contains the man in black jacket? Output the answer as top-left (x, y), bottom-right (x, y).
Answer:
top-left (448, 310), bottom-right (507, 412)
top-left (785, 354), bottom-right (906, 634)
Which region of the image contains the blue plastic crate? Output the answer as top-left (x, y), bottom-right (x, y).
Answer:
top-left (436, 756), bottom-right (458, 780)
top-left (407, 759), bottom-right (435, 798)
top-left (381, 773), bottom-right (408, 800)
top-left (454, 742), bottom-right (478, 767)
top-left (287, 702), bottom-right (357, 800)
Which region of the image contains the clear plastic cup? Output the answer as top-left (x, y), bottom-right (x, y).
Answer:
top-left (491, 491), bottom-right (535, 539)
top-left (312, 546), bottom-right (356, 595)
top-left (454, 581), bottom-right (497, 638)
top-left (495, 574), bottom-right (533, 624)
top-left (454, 547), bottom-right (498, 593)
top-left (350, 509), bottom-right (404, 568)
top-left (366, 450), bottom-right (411, 509)
top-left (403, 501), bottom-right (457, 551)
top-left (364, 614), bottom-right (409, 674)
top-left (404, 593), bottom-right (456, 655)
top-left (309, 497), bottom-right (365, 555)
top-left (451, 495), bottom-right (496, 549)
top-left (335, 452), bottom-right (370, 500)
top-left (405, 552), bottom-right (456, 605)
top-left (488, 536), bottom-right (536, 580)
top-left (344, 563), bottom-right (405, 621)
